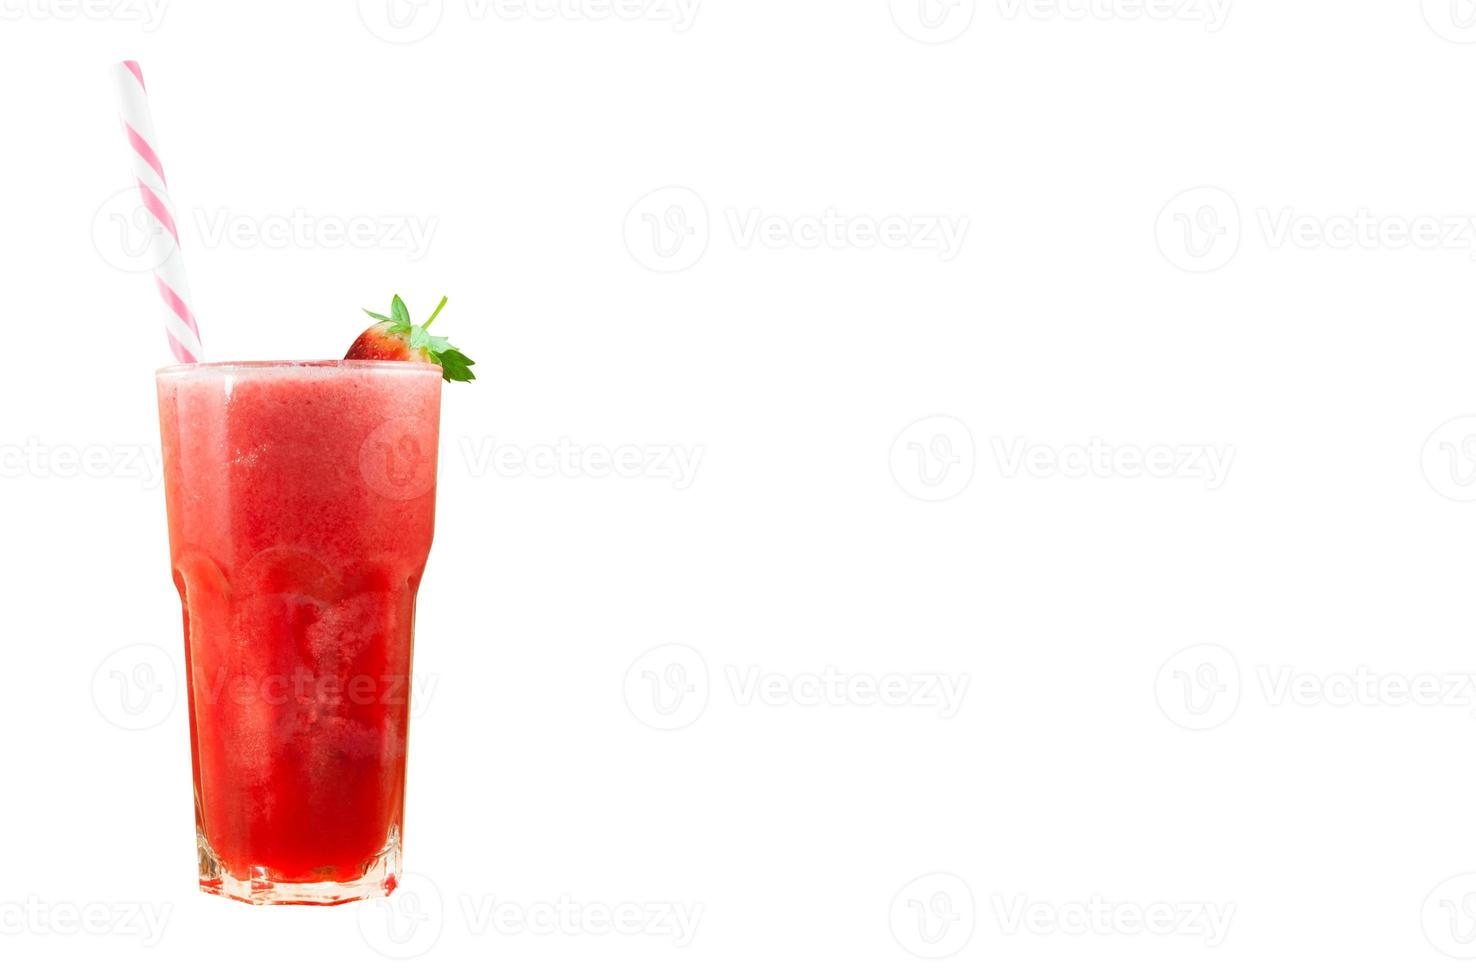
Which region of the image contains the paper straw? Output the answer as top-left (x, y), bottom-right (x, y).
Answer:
top-left (112, 60), bottom-right (204, 363)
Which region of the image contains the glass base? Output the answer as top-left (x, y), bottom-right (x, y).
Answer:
top-left (196, 828), bottom-right (401, 906)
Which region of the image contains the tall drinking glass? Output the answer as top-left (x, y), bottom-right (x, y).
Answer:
top-left (156, 360), bottom-right (442, 905)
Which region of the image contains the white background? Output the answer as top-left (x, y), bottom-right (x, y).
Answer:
top-left (4, 0), bottom-right (1476, 975)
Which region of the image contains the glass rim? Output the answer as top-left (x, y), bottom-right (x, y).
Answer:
top-left (156, 359), bottom-right (442, 377)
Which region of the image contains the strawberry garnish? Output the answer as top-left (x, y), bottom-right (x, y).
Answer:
top-left (346, 295), bottom-right (476, 382)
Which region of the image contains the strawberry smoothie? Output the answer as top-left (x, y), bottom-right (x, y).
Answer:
top-left (156, 360), bottom-right (441, 905)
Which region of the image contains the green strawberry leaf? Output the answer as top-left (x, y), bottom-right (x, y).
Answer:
top-left (364, 294), bottom-right (475, 382)
top-left (437, 349), bottom-right (476, 383)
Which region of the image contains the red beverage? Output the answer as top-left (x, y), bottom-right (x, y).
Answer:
top-left (156, 360), bottom-right (441, 905)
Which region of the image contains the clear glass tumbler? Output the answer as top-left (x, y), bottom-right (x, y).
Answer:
top-left (156, 360), bottom-right (441, 905)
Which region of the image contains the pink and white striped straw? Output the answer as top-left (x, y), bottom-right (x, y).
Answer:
top-left (112, 60), bottom-right (204, 363)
